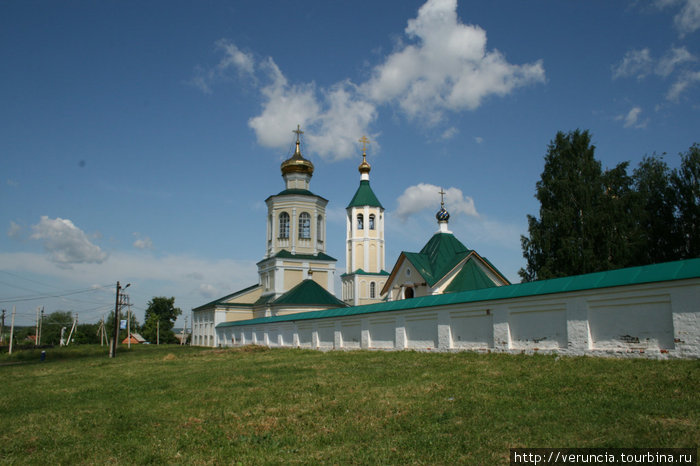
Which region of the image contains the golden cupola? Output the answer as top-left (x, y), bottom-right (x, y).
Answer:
top-left (281, 125), bottom-right (314, 177)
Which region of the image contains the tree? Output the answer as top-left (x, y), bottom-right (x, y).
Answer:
top-left (520, 130), bottom-right (609, 281)
top-left (140, 297), bottom-right (182, 344)
top-left (632, 154), bottom-right (679, 264)
top-left (104, 310), bottom-right (140, 344)
top-left (671, 144), bottom-right (700, 259)
top-left (40, 311), bottom-right (75, 346)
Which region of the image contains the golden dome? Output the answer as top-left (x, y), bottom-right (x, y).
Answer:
top-left (358, 153), bottom-right (371, 174)
top-left (281, 127), bottom-right (314, 176)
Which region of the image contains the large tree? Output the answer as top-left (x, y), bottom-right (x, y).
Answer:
top-left (522, 135), bottom-right (699, 282)
top-left (520, 130), bottom-right (612, 281)
top-left (140, 297), bottom-right (182, 344)
top-left (671, 144), bottom-right (700, 259)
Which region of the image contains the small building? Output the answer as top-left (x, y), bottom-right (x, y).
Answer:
top-left (122, 333), bottom-right (147, 344)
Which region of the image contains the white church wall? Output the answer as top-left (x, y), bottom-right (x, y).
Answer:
top-left (214, 277), bottom-right (700, 359)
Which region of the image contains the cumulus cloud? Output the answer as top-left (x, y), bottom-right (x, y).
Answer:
top-left (193, 0), bottom-right (544, 160)
top-left (657, 47), bottom-right (696, 77)
top-left (612, 48), bottom-right (653, 79)
top-left (8, 221), bottom-right (22, 238)
top-left (657, 0), bottom-right (700, 36)
top-left (133, 233), bottom-right (154, 250)
top-left (395, 183), bottom-right (478, 221)
top-left (190, 40), bottom-right (255, 94)
top-left (363, 0), bottom-right (544, 122)
top-left (616, 106), bottom-right (648, 129)
top-left (667, 70), bottom-right (700, 101)
top-left (30, 216), bottom-right (108, 267)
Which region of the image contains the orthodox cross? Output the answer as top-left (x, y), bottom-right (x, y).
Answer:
top-left (359, 135), bottom-right (370, 155)
top-left (439, 187), bottom-right (446, 207)
top-left (293, 125), bottom-right (304, 143)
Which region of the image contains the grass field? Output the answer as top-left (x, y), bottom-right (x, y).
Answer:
top-left (1, 345), bottom-right (698, 464)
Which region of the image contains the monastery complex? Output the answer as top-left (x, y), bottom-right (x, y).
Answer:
top-left (192, 128), bottom-right (700, 359)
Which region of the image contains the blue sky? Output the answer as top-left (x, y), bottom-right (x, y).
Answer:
top-left (2, 0), bottom-right (699, 327)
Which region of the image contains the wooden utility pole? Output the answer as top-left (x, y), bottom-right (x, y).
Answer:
top-left (38, 307), bottom-right (44, 346)
top-left (9, 307), bottom-right (16, 355)
top-left (35, 306), bottom-right (40, 347)
top-left (66, 314), bottom-right (77, 346)
top-left (126, 294), bottom-right (131, 349)
top-left (1, 309), bottom-right (6, 344)
top-left (110, 281), bottom-right (130, 358)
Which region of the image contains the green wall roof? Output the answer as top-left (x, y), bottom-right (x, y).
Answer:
top-left (216, 258), bottom-right (700, 328)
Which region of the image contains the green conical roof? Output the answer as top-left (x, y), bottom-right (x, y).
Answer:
top-left (272, 279), bottom-right (347, 307)
top-left (444, 258), bottom-right (499, 293)
top-left (403, 233), bottom-right (471, 286)
top-left (347, 180), bottom-right (383, 209)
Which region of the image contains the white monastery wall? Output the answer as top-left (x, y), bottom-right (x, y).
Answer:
top-left (215, 277), bottom-right (700, 358)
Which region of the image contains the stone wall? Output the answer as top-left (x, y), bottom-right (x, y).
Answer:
top-left (215, 277), bottom-right (700, 359)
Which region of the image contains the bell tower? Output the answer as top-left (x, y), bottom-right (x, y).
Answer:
top-left (341, 137), bottom-right (388, 305)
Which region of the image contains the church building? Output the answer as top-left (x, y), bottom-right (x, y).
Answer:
top-left (192, 126), bottom-right (507, 347)
top-left (191, 127), bottom-right (346, 347)
top-left (341, 137), bottom-right (389, 306)
top-left (381, 192), bottom-right (510, 300)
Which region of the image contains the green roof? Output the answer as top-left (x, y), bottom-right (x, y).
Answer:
top-left (444, 259), bottom-right (498, 293)
top-left (265, 189), bottom-right (327, 202)
top-left (271, 279), bottom-right (348, 307)
top-left (216, 258), bottom-right (700, 328)
top-left (340, 268), bottom-right (390, 278)
top-left (404, 233), bottom-right (472, 286)
top-left (257, 249), bottom-right (337, 265)
top-left (193, 284), bottom-right (260, 311)
top-left (347, 180), bottom-right (383, 209)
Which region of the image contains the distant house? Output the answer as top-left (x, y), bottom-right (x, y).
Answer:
top-left (122, 333), bottom-right (147, 344)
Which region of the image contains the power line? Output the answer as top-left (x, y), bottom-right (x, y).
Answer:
top-left (0, 285), bottom-right (112, 304)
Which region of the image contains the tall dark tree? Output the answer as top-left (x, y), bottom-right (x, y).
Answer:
top-left (141, 297), bottom-right (182, 344)
top-left (671, 144), bottom-right (700, 258)
top-left (632, 155), bottom-right (679, 264)
top-left (520, 130), bottom-right (608, 281)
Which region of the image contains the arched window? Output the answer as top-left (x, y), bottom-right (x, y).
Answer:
top-left (299, 212), bottom-right (311, 239)
top-left (357, 213), bottom-right (364, 230)
top-left (404, 286), bottom-right (414, 299)
top-left (369, 214), bottom-right (375, 230)
top-left (317, 215), bottom-right (323, 242)
top-left (370, 281), bottom-right (376, 298)
top-left (279, 212), bottom-right (289, 239)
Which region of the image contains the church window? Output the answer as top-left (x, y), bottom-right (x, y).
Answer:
top-left (404, 286), bottom-right (414, 299)
top-left (279, 212), bottom-right (290, 238)
top-left (370, 281), bottom-right (376, 298)
top-left (299, 212), bottom-right (311, 239)
top-left (369, 214), bottom-right (375, 230)
top-left (357, 214), bottom-right (364, 230)
top-left (317, 215), bottom-right (323, 242)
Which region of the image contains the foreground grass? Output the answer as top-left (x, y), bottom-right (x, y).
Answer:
top-left (1, 346), bottom-right (698, 465)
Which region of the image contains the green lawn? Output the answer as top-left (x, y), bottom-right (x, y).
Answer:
top-left (1, 345), bottom-right (698, 464)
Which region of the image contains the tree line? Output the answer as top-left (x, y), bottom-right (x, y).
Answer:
top-left (520, 129), bottom-right (699, 282)
top-left (2, 296), bottom-right (183, 347)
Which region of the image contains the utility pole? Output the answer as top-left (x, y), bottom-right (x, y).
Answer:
top-left (180, 316), bottom-right (188, 345)
top-left (35, 306), bottom-right (40, 347)
top-left (9, 306), bottom-right (16, 355)
top-left (125, 294), bottom-right (132, 349)
top-left (66, 313), bottom-right (77, 346)
top-left (38, 307), bottom-right (44, 346)
top-left (1, 309), bottom-right (6, 345)
top-left (110, 281), bottom-right (130, 358)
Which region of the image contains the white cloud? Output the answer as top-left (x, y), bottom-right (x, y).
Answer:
top-left (194, 0), bottom-right (544, 161)
top-left (8, 221), bottom-right (22, 238)
top-left (440, 127), bottom-right (458, 140)
top-left (475, 136), bottom-right (484, 144)
top-left (657, 47), bottom-right (696, 77)
top-left (133, 234), bottom-right (154, 250)
top-left (616, 106), bottom-right (648, 128)
top-left (667, 70), bottom-right (700, 101)
top-left (674, 0), bottom-right (700, 36)
top-left (612, 48), bottom-right (653, 79)
top-left (364, 0), bottom-right (544, 121)
top-left (30, 216), bottom-right (108, 267)
top-left (190, 40), bottom-right (255, 94)
top-left (395, 183), bottom-right (478, 221)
